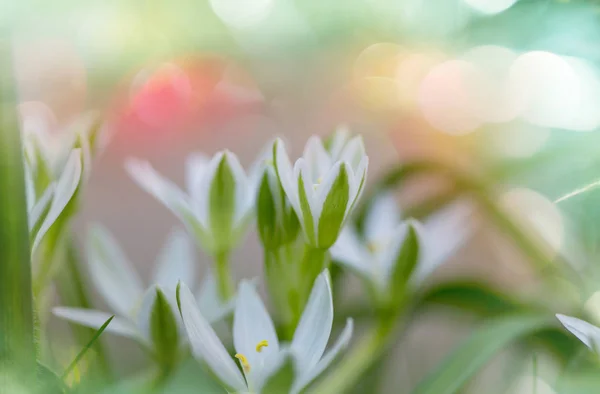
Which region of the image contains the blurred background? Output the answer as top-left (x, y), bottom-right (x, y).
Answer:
top-left (9, 0), bottom-right (600, 392)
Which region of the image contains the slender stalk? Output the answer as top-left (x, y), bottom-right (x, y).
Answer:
top-left (56, 236), bottom-right (112, 380)
top-left (214, 250), bottom-right (234, 301)
top-left (0, 42), bottom-right (37, 387)
top-left (309, 314), bottom-right (398, 394)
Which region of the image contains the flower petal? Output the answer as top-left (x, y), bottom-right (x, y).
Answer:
top-left (224, 151), bottom-right (252, 226)
top-left (53, 307), bottom-right (138, 339)
top-left (330, 226), bottom-right (372, 280)
top-left (178, 282), bottom-right (247, 391)
top-left (414, 200), bottom-right (474, 285)
top-left (195, 152), bottom-right (224, 229)
top-left (196, 271), bottom-right (236, 323)
top-left (273, 138), bottom-right (300, 213)
top-left (315, 163), bottom-right (351, 248)
top-left (125, 158), bottom-right (199, 228)
top-left (292, 318), bottom-right (354, 394)
top-left (28, 183), bottom-right (55, 235)
top-left (185, 153), bottom-right (210, 203)
top-left (327, 125), bottom-right (351, 160)
top-left (233, 280), bottom-right (280, 389)
top-left (364, 192), bottom-right (401, 246)
top-left (556, 314), bottom-right (600, 351)
top-left (136, 286), bottom-right (159, 345)
top-left (153, 228), bottom-right (195, 292)
top-left (87, 224), bottom-right (144, 317)
top-left (338, 135), bottom-right (366, 170)
top-left (32, 149), bottom-right (82, 253)
top-left (291, 270), bottom-right (334, 372)
top-left (302, 136), bottom-right (332, 184)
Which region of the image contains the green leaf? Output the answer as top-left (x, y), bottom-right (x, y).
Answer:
top-left (209, 153), bottom-right (236, 252)
top-left (61, 315), bottom-right (114, 380)
top-left (411, 313), bottom-right (552, 394)
top-left (418, 282), bottom-right (521, 317)
top-left (257, 169), bottom-right (279, 249)
top-left (150, 288), bottom-right (180, 369)
top-left (298, 172), bottom-right (316, 245)
top-left (317, 164), bottom-right (350, 248)
top-left (262, 357), bottom-right (296, 394)
top-left (390, 224), bottom-right (420, 303)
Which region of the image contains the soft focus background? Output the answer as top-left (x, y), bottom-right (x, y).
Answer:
top-left (9, 0), bottom-right (600, 392)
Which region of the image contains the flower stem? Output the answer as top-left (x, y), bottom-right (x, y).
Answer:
top-left (214, 250), bottom-right (234, 302)
top-left (308, 314), bottom-right (398, 394)
top-left (0, 42), bottom-right (37, 384)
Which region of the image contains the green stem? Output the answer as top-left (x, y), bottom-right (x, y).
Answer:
top-left (309, 314), bottom-right (397, 394)
top-left (56, 236), bottom-right (112, 381)
top-left (214, 251), bottom-right (234, 302)
top-left (0, 42), bottom-right (37, 385)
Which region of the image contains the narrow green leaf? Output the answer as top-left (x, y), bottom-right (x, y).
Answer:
top-left (317, 165), bottom-right (350, 248)
top-left (390, 224), bottom-right (420, 303)
top-left (61, 315), bottom-right (114, 380)
top-left (298, 172), bottom-right (316, 245)
top-left (150, 288), bottom-right (180, 369)
top-left (257, 170), bottom-right (279, 249)
top-left (411, 314), bottom-right (551, 394)
top-left (0, 42), bottom-right (37, 380)
top-left (209, 154), bottom-right (236, 252)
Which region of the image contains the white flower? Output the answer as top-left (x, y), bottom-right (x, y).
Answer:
top-left (27, 149), bottom-right (84, 254)
top-left (331, 193), bottom-right (474, 293)
top-left (53, 226), bottom-right (234, 348)
top-left (178, 270), bottom-right (353, 394)
top-left (556, 314), bottom-right (600, 352)
top-left (125, 150), bottom-right (259, 254)
top-left (273, 134), bottom-right (368, 248)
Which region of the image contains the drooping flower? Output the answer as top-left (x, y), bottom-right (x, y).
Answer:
top-left (125, 150), bottom-right (259, 256)
top-left (331, 193), bottom-right (474, 295)
top-left (556, 314), bottom-right (600, 351)
top-left (53, 226), bottom-right (234, 349)
top-left (272, 134), bottom-right (368, 249)
top-left (178, 270), bottom-right (353, 394)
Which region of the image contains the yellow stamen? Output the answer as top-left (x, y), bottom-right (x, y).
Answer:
top-left (235, 353), bottom-right (251, 373)
top-left (256, 340), bottom-right (269, 353)
top-left (367, 241), bottom-right (379, 253)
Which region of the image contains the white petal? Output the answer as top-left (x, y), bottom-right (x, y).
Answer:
top-left (291, 270), bottom-right (334, 371)
top-left (292, 318), bottom-right (354, 394)
top-left (328, 125), bottom-right (351, 160)
top-left (32, 149), bottom-right (82, 253)
top-left (179, 282), bottom-right (247, 391)
top-left (24, 162), bottom-right (35, 212)
top-left (302, 136), bottom-right (332, 184)
top-left (347, 156), bottom-right (369, 216)
top-left (330, 226), bottom-right (372, 280)
top-left (233, 280), bottom-right (280, 389)
top-left (414, 200), bottom-right (474, 285)
top-left (223, 151), bottom-right (252, 226)
top-left (274, 138), bottom-right (300, 212)
top-left (53, 307), bottom-right (138, 339)
top-left (28, 183), bottom-right (55, 231)
top-left (338, 135), bottom-right (366, 170)
top-left (196, 272), bottom-right (236, 323)
top-left (185, 153), bottom-right (210, 203)
top-left (556, 314), bottom-right (600, 351)
top-left (153, 228), bottom-right (195, 292)
top-left (125, 158), bottom-right (199, 228)
top-left (295, 158), bottom-right (318, 223)
top-left (136, 286), bottom-right (159, 345)
top-left (364, 192), bottom-right (401, 246)
top-left (87, 224), bottom-right (144, 317)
